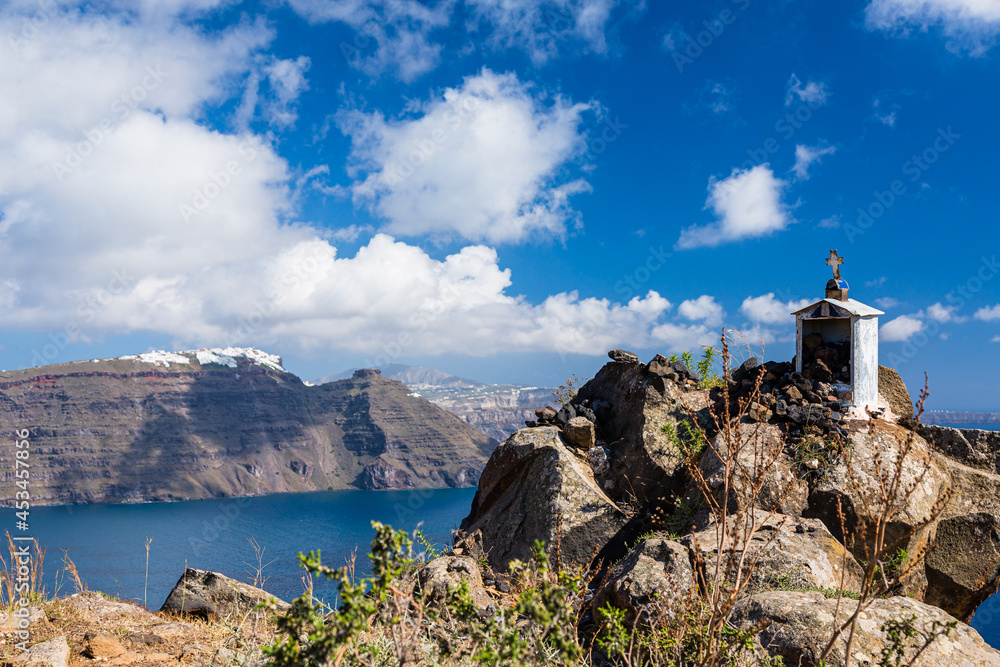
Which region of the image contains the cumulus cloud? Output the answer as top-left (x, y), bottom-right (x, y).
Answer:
top-left (466, 0), bottom-right (638, 64)
top-left (926, 301), bottom-right (964, 322)
top-left (339, 68), bottom-right (595, 244)
top-left (975, 304), bottom-right (1000, 321)
top-left (679, 295), bottom-right (725, 328)
top-left (792, 144), bottom-right (836, 180)
top-left (865, 0), bottom-right (1000, 53)
top-left (740, 293), bottom-right (813, 326)
top-left (881, 315), bottom-right (924, 342)
top-left (0, 3), bottom-right (719, 364)
top-left (785, 74), bottom-right (829, 107)
top-left (676, 165), bottom-right (792, 249)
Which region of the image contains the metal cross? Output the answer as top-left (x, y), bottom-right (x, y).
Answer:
top-left (826, 250), bottom-right (844, 281)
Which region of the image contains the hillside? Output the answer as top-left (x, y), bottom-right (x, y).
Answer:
top-left (0, 349), bottom-right (497, 506)
top-left (317, 364), bottom-right (556, 441)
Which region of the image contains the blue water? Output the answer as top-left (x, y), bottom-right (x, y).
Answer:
top-left (19, 488), bottom-right (477, 609)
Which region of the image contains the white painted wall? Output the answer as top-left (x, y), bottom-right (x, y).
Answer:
top-left (852, 315), bottom-right (880, 410)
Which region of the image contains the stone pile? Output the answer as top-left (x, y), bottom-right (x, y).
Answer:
top-left (719, 356), bottom-right (849, 440)
top-left (800, 333), bottom-right (851, 383)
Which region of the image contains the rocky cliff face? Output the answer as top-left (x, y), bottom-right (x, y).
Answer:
top-left (0, 350), bottom-right (496, 506)
top-left (450, 351), bottom-right (1000, 663)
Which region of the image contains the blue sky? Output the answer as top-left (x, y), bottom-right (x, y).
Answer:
top-left (1, 0), bottom-right (999, 410)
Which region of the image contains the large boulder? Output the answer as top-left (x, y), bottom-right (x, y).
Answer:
top-left (573, 361), bottom-right (711, 508)
top-left (730, 591), bottom-right (1000, 666)
top-left (682, 512), bottom-right (863, 595)
top-left (804, 421), bottom-right (949, 593)
top-left (12, 636), bottom-right (70, 667)
top-left (878, 366), bottom-right (913, 420)
top-left (591, 536), bottom-right (696, 627)
top-left (417, 556), bottom-right (493, 612)
top-left (160, 568), bottom-right (290, 622)
top-left (923, 454), bottom-right (1000, 621)
top-left (694, 422), bottom-right (809, 518)
top-left (459, 426), bottom-right (628, 573)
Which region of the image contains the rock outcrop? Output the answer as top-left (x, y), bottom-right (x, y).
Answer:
top-left (592, 537), bottom-right (695, 627)
top-left (160, 568), bottom-right (289, 622)
top-left (452, 353), bottom-right (1000, 659)
top-left (459, 426), bottom-right (629, 572)
top-left (0, 351), bottom-right (497, 505)
top-left (730, 591), bottom-right (1000, 666)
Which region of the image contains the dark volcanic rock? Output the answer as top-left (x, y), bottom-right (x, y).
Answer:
top-left (459, 426), bottom-right (628, 572)
top-left (592, 537), bottom-right (695, 627)
top-left (0, 351), bottom-right (497, 506)
top-left (574, 361), bottom-right (711, 507)
top-left (608, 349), bottom-right (639, 363)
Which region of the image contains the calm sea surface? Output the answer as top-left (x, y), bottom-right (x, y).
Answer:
top-left (18, 423), bottom-right (1000, 650)
top-left (22, 487), bottom-right (477, 609)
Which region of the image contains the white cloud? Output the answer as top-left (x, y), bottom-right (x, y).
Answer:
top-left (678, 295), bottom-right (725, 328)
top-left (785, 74), bottom-right (829, 107)
top-left (975, 304), bottom-right (1000, 321)
top-left (875, 296), bottom-right (900, 309)
top-left (466, 0), bottom-right (637, 64)
top-left (792, 144), bottom-right (836, 180)
top-left (865, 0), bottom-right (1000, 53)
top-left (339, 68), bottom-right (595, 244)
top-left (926, 301), bottom-right (963, 322)
top-left (881, 315), bottom-right (924, 342)
top-left (865, 276), bottom-right (888, 288)
top-left (992, 335), bottom-right (1000, 343)
top-left (818, 215), bottom-right (841, 229)
top-left (0, 3), bottom-right (719, 364)
top-left (740, 293), bottom-right (813, 326)
top-left (283, 0), bottom-right (452, 81)
top-left (676, 165), bottom-right (792, 249)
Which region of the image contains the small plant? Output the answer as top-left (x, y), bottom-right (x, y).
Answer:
top-left (551, 375), bottom-right (588, 406)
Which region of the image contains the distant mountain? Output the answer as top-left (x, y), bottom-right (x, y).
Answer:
top-left (316, 364), bottom-right (558, 442)
top-left (315, 364), bottom-right (481, 389)
top-left (923, 411), bottom-right (1000, 426)
top-left (0, 350), bottom-right (497, 506)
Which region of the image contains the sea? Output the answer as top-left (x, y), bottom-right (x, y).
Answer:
top-left (19, 487), bottom-right (478, 608)
top-left (16, 421), bottom-right (1000, 650)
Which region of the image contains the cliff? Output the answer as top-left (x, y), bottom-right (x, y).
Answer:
top-left (0, 349), bottom-right (497, 506)
top-left (318, 364), bottom-right (557, 442)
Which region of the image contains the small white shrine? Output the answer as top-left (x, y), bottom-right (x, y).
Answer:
top-left (791, 251), bottom-right (884, 411)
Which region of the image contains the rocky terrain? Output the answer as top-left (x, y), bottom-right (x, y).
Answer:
top-left (317, 364), bottom-right (556, 442)
top-left (430, 350), bottom-right (1000, 665)
top-left (0, 349), bottom-right (496, 506)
